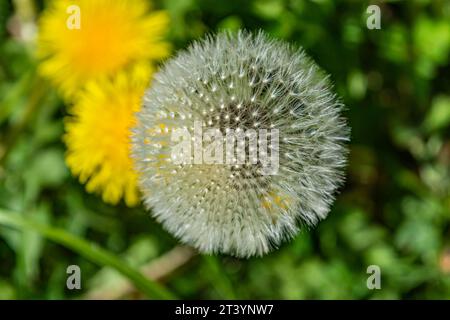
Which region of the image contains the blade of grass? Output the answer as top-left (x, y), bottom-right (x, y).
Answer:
top-left (203, 255), bottom-right (237, 299)
top-left (0, 209), bottom-right (176, 299)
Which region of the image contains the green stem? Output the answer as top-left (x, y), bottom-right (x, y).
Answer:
top-left (203, 255), bottom-right (237, 299)
top-left (0, 209), bottom-right (176, 299)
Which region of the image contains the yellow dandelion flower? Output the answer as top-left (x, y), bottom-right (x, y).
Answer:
top-left (64, 68), bottom-right (149, 206)
top-left (37, 0), bottom-right (169, 98)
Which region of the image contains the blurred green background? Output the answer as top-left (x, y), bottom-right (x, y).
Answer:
top-left (0, 0), bottom-right (449, 299)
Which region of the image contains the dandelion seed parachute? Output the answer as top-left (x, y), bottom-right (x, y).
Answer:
top-left (132, 31), bottom-right (349, 257)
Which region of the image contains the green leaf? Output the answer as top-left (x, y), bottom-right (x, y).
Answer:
top-left (217, 16), bottom-right (242, 32)
top-left (414, 16), bottom-right (450, 65)
top-left (424, 95), bottom-right (450, 132)
top-left (14, 204), bottom-right (49, 292)
top-left (0, 209), bottom-right (176, 299)
top-left (24, 148), bottom-right (68, 188)
top-left (253, 0), bottom-right (284, 20)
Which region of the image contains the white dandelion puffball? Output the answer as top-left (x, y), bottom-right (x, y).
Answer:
top-left (132, 31), bottom-right (349, 258)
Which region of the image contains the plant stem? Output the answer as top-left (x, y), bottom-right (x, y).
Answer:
top-left (0, 209), bottom-right (177, 299)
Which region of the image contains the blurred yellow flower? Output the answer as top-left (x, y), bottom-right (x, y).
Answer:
top-left (64, 69), bottom-right (149, 206)
top-left (37, 0), bottom-right (169, 98)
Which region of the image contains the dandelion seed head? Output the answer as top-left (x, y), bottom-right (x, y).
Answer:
top-left (132, 31), bottom-right (349, 257)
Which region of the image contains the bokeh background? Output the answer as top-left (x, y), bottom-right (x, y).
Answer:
top-left (0, 0), bottom-right (449, 299)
